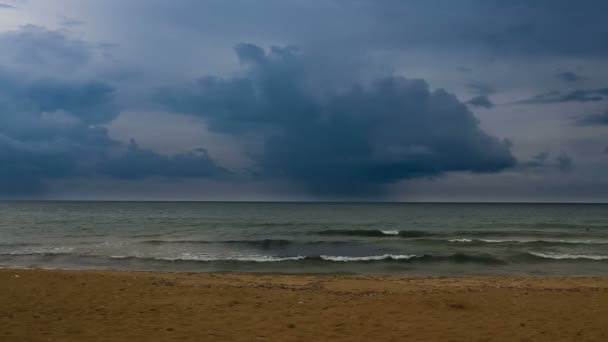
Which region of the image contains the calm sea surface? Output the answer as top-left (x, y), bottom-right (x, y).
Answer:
top-left (1, 201), bottom-right (607, 275)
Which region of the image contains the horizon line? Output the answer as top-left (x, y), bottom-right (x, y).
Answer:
top-left (1, 199), bottom-right (607, 205)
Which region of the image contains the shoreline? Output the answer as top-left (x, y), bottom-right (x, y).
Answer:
top-left (2, 269), bottom-right (608, 341)
top-left (3, 265), bottom-right (608, 278)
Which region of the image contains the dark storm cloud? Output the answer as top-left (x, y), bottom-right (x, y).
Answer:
top-left (0, 123), bottom-right (112, 195)
top-left (0, 3), bottom-right (14, 9)
top-left (0, 75), bottom-right (117, 195)
top-left (161, 44), bottom-right (516, 195)
top-left (23, 80), bottom-right (118, 124)
top-left (515, 88), bottom-right (608, 105)
top-left (0, 69), bottom-right (120, 136)
top-left (574, 110), bottom-right (608, 126)
top-left (0, 72), bottom-right (227, 195)
top-left (557, 71), bottom-right (584, 83)
top-left (467, 95), bottom-right (494, 109)
top-left (0, 28), bottom-right (227, 195)
top-left (102, 140), bottom-right (228, 180)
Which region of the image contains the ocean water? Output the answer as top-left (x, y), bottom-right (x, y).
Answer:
top-left (1, 201), bottom-right (607, 276)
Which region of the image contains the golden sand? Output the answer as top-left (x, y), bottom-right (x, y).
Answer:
top-left (1, 269), bottom-right (608, 341)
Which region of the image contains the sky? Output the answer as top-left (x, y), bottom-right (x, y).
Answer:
top-left (0, 0), bottom-right (607, 202)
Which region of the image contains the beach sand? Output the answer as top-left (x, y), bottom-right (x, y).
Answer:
top-left (1, 269), bottom-right (607, 341)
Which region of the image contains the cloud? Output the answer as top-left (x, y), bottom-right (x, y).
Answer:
top-left (102, 140), bottom-right (228, 180)
top-left (61, 18), bottom-right (86, 27)
top-left (0, 73), bottom-right (228, 195)
top-left (161, 44), bottom-right (516, 195)
top-left (0, 26), bottom-right (92, 74)
top-left (520, 151), bottom-right (550, 168)
top-left (467, 82), bottom-right (496, 96)
top-left (556, 152), bottom-right (574, 172)
top-left (360, 1), bottom-right (608, 58)
top-left (65, 0), bottom-right (608, 78)
top-left (557, 71), bottom-right (584, 83)
top-left (467, 95), bottom-right (494, 109)
top-left (534, 151), bottom-right (550, 161)
top-left (515, 88), bottom-right (608, 104)
top-left (1, 3), bottom-right (605, 200)
top-left (519, 151), bottom-right (574, 173)
top-left (0, 67), bottom-right (120, 123)
top-left (0, 28), bottom-right (227, 196)
top-left (0, 3), bottom-right (15, 9)
top-left (574, 109), bottom-right (608, 126)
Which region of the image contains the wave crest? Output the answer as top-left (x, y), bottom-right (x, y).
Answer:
top-left (316, 229), bottom-right (433, 238)
top-left (319, 254), bottom-right (417, 262)
top-left (528, 252), bottom-right (608, 261)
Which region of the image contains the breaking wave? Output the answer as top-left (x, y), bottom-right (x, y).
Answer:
top-left (316, 229), bottom-right (434, 238)
top-left (528, 252), bottom-right (608, 261)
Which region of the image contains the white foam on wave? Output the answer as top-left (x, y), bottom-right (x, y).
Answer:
top-left (529, 252), bottom-right (608, 260)
top-left (161, 253), bottom-right (306, 262)
top-left (2, 247), bottom-right (75, 255)
top-left (110, 252), bottom-right (144, 259)
top-left (449, 238), bottom-right (473, 243)
top-left (113, 253), bottom-right (420, 263)
top-left (481, 239), bottom-right (608, 244)
top-left (380, 230), bottom-right (400, 235)
top-left (559, 239), bottom-right (608, 244)
top-left (449, 238), bottom-right (608, 244)
top-left (319, 254), bottom-right (418, 262)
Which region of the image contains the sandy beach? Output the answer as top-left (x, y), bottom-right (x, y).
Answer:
top-left (0, 269), bottom-right (607, 341)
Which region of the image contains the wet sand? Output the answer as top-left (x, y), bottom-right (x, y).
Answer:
top-left (1, 269), bottom-right (608, 341)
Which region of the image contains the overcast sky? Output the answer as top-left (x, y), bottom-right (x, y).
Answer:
top-left (1, 0), bottom-right (607, 202)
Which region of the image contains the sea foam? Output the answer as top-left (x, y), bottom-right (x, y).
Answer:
top-left (319, 254), bottom-right (418, 262)
top-left (449, 238), bottom-right (473, 243)
top-left (529, 252), bottom-right (608, 261)
top-left (163, 254), bottom-right (306, 262)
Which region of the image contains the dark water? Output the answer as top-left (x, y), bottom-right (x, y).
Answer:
top-left (1, 201), bottom-right (607, 275)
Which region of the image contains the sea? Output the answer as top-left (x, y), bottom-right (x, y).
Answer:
top-left (1, 201), bottom-right (607, 276)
